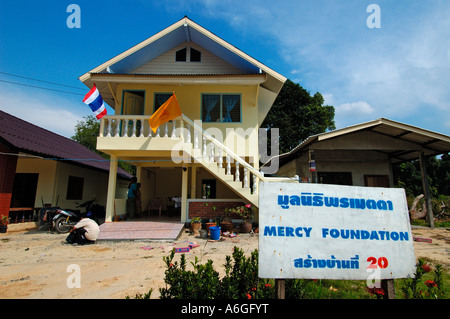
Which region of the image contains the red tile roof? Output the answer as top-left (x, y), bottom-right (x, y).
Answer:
top-left (0, 110), bottom-right (131, 179)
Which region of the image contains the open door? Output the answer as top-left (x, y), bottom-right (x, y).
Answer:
top-left (122, 90), bottom-right (145, 135)
top-left (364, 175), bottom-right (390, 188)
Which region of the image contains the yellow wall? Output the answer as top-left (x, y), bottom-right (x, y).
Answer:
top-left (115, 83), bottom-right (260, 160)
top-left (15, 157), bottom-right (128, 209)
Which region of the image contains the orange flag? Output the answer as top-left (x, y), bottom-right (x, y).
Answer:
top-left (149, 93), bottom-right (182, 133)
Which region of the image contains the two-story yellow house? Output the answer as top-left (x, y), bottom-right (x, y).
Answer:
top-left (79, 17), bottom-right (287, 223)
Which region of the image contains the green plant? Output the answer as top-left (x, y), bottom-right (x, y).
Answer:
top-left (228, 204), bottom-right (255, 222)
top-left (0, 215), bottom-right (8, 226)
top-left (125, 288), bottom-right (153, 299)
top-left (159, 249), bottom-right (220, 299)
top-left (400, 259), bottom-right (446, 299)
top-left (190, 217), bottom-right (201, 224)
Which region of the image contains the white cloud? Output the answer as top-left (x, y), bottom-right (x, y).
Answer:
top-left (0, 85), bottom-right (85, 138)
top-left (336, 101), bottom-right (374, 116)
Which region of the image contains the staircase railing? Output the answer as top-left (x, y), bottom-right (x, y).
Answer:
top-left (99, 114), bottom-right (297, 198)
top-left (180, 114), bottom-right (267, 195)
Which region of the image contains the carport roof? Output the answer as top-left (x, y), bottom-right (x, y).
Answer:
top-left (275, 118), bottom-right (450, 165)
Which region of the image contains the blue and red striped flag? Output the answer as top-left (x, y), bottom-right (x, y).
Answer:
top-left (83, 84), bottom-right (107, 119)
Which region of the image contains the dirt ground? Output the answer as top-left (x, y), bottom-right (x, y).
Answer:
top-left (0, 225), bottom-right (448, 299)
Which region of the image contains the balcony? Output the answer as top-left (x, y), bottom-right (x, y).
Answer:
top-left (98, 114), bottom-right (298, 206)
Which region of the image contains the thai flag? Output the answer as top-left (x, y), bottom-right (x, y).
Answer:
top-left (83, 85), bottom-right (107, 119)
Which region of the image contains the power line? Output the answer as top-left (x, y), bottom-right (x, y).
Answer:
top-left (0, 71), bottom-right (86, 90)
top-left (0, 79), bottom-right (85, 96)
top-left (0, 71), bottom-right (113, 97)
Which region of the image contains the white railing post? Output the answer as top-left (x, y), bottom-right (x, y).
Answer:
top-left (131, 119), bottom-right (137, 137)
top-left (226, 155), bottom-right (232, 175)
top-left (202, 136), bottom-right (207, 159)
top-left (180, 119), bottom-right (184, 140)
top-left (114, 119), bottom-right (120, 137)
top-left (194, 129), bottom-right (199, 149)
top-left (210, 143), bottom-right (215, 162)
top-left (186, 124), bottom-right (191, 143)
top-left (106, 119), bottom-right (112, 137)
top-left (252, 174), bottom-right (258, 194)
top-left (235, 162), bottom-right (240, 182)
top-left (171, 121), bottom-right (176, 138)
top-left (218, 148), bottom-right (223, 168)
top-left (244, 168), bottom-right (249, 188)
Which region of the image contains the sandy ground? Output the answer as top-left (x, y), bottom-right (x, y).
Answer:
top-left (0, 225), bottom-right (448, 299)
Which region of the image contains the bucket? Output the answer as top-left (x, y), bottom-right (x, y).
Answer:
top-left (209, 226), bottom-right (221, 240)
top-left (199, 229), bottom-right (208, 239)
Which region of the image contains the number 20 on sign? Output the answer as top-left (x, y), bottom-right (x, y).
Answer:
top-left (367, 256), bottom-right (389, 269)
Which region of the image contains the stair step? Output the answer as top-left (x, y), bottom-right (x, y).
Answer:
top-left (184, 142), bottom-right (258, 207)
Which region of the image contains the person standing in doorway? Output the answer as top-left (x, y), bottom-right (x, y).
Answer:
top-left (127, 177), bottom-right (137, 219)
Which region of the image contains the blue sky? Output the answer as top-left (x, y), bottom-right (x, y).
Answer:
top-left (0, 0), bottom-right (449, 139)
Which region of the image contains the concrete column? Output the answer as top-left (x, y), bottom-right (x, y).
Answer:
top-left (190, 166), bottom-right (197, 199)
top-left (181, 166), bottom-right (188, 222)
top-left (136, 166), bottom-right (142, 182)
top-left (105, 155), bottom-right (118, 222)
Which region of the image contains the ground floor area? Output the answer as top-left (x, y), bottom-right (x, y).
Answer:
top-left (0, 226), bottom-right (447, 299)
top-left (109, 162), bottom-right (249, 223)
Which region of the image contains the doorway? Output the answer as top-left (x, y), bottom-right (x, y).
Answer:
top-left (122, 90), bottom-right (145, 136)
top-left (364, 175), bottom-right (390, 188)
top-left (11, 173), bottom-right (39, 208)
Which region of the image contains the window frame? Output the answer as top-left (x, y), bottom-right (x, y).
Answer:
top-left (121, 90), bottom-right (146, 115)
top-left (190, 47), bottom-right (201, 62)
top-left (153, 92), bottom-right (173, 113)
top-left (175, 48), bottom-right (187, 62)
top-left (66, 176), bottom-right (84, 200)
top-left (201, 93), bottom-right (242, 123)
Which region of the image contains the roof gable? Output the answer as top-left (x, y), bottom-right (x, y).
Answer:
top-left (80, 17), bottom-right (278, 79)
top-left (79, 16), bottom-right (285, 83)
top-left (132, 42), bottom-right (243, 75)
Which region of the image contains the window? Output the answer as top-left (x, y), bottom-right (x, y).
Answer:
top-left (175, 48), bottom-right (187, 62)
top-left (318, 172), bottom-right (353, 186)
top-left (66, 176), bottom-right (84, 200)
top-left (154, 93), bottom-right (172, 112)
top-left (202, 179), bottom-right (216, 199)
top-left (190, 48), bottom-right (201, 62)
top-left (175, 47), bottom-right (201, 62)
top-left (202, 94), bottom-right (241, 123)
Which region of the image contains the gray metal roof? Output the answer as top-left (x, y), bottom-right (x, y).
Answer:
top-left (272, 118), bottom-right (450, 166)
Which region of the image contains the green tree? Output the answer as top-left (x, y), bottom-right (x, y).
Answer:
top-left (72, 115), bottom-right (100, 152)
top-left (261, 79), bottom-right (335, 154)
top-left (393, 153), bottom-right (450, 197)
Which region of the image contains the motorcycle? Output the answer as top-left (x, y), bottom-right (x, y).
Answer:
top-left (39, 197), bottom-right (62, 231)
top-left (52, 198), bottom-right (105, 233)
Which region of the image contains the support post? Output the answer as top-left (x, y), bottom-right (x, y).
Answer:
top-left (381, 279), bottom-right (396, 299)
top-left (190, 166), bottom-right (197, 199)
top-left (309, 150), bottom-right (317, 183)
top-left (418, 151), bottom-right (434, 228)
top-left (105, 155), bottom-right (118, 222)
top-left (275, 279), bottom-right (285, 299)
top-left (181, 166), bottom-right (188, 222)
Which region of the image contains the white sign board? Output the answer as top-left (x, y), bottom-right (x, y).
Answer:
top-left (258, 183), bottom-right (416, 280)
